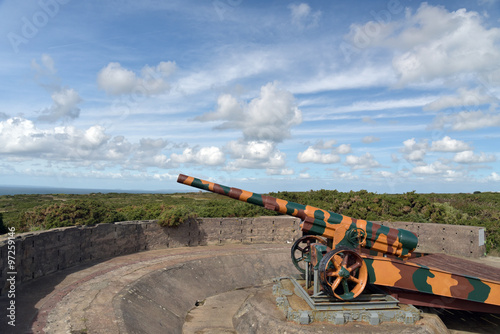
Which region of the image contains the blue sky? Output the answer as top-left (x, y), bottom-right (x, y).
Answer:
top-left (0, 0), bottom-right (499, 193)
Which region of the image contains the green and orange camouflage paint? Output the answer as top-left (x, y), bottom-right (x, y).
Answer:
top-left (177, 174), bottom-right (417, 258)
top-left (177, 174), bottom-right (500, 311)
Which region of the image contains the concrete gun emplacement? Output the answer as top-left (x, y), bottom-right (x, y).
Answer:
top-left (177, 174), bottom-right (500, 312)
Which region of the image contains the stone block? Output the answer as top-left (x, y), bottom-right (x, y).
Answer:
top-left (380, 221), bottom-right (486, 257)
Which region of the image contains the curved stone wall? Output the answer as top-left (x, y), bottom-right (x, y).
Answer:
top-left (0, 216), bottom-right (301, 297)
top-left (0, 216), bottom-right (486, 298)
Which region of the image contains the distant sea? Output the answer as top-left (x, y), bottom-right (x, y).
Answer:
top-left (0, 186), bottom-right (177, 196)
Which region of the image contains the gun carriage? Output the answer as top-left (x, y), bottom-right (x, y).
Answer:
top-left (177, 174), bottom-right (500, 313)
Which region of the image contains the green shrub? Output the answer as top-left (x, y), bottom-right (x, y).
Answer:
top-left (157, 205), bottom-right (197, 227)
top-left (1, 190), bottom-right (499, 255)
top-left (118, 203), bottom-right (166, 220)
top-left (14, 199), bottom-right (124, 231)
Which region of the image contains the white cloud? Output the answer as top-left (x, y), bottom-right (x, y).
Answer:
top-left (362, 136), bottom-right (380, 144)
top-left (31, 54), bottom-right (56, 76)
top-left (306, 96), bottom-right (438, 121)
top-left (97, 63), bottom-right (136, 95)
top-left (197, 82), bottom-right (302, 142)
top-left (97, 61), bottom-right (176, 96)
top-left (488, 172), bottom-right (500, 181)
top-left (0, 118), bottom-right (43, 154)
top-left (291, 66), bottom-right (395, 94)
top-left (430, 136), bottom-right (471, 152)
top-left (297, 147), bottom-right (340, 164)
top-left (344, 152), bottom-right (380, 169)
top-left (347, 3), bottom-right (500, 86)
top-left (267, 168), bottom-right (294, 176)
top-left (391, 4), bottom-right (500, 85)
top-left (412, 161), bottom-right (450, 175)
top-left (225, 140), bottom-right (286, 171)
top-left (128, 138), bottom-right (170, 168)
top-left (410, 162), bottom-right (468, 181)
top-left (228, 140), bottom-right (273, 160)
top-left (297, 142), bottom-right (351, 164)
top-left (239, 82), bottom-right (302, 141)
top-left (84, 125), bottom-right (109, 147)
top-left (378, 171), bottom-right (394, 179)
top-left (331, 169), bottom-right (359, 180)
top-left (442, 169), bottom-right (467, 182)
top-left (311, 139), bottom-right (337, 149)
top-left (38, 87), bottom-right (82, 122)
top-left (0, 117), bottom-right (113, 159)
top-left (196, 94), bottom-right (243, 122)
top-left (105, 136), bottom-right (133, 161)
top-left (478, 0), bottom-right (499, 6)
top-left (0, 117), bottom-right (177, 169)
top-left (432, 110), bottom-right (500, 131)
top-left (289, 3), bottom-right (321, 29)
top-left (345, 17), bottom-right (399, 51)
top-left (401, 138), bottom-right (428, 162)
top-left (31, 55), bottom-right (83, 122)
top-left (336, 144), bottom-right (352, 154)
top-left (178, 48), bottom-right (291, 95)
top-left (170, 146), bottom-right (225, 166)
top-left (453, 150), bottom-right (496, 164)
top-left (424, 87), bottom-right (498, 111)
top-left (138, 138), bottom-right (169, 152)
top-left (309, 140), bottom-right (350, 153)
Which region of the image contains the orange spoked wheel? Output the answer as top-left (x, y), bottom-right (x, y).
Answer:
top-left (318, 246), bottom-right (368, 300)
top-left (291, 235), bottom-right (327, 274)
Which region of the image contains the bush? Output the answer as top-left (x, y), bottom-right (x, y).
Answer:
top-left (157, 205), bottom-right (197, 227)
top-left (118, 203), bottom-right (165, 220)
top-left (14, 200), bottom-right (124, 231)
top-left (2, 190), bottom-right (499, 254)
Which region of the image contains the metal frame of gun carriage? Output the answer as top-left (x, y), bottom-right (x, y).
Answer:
top-left (177, 174), bottom-right (500, 324)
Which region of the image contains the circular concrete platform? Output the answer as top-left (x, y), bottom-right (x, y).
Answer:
top-left (2, 244), bottom-right (294, 333)
top-left (1, 244), bottom-right (499, 333)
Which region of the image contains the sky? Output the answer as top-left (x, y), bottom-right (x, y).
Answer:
top-left (0, 0), bottom-right (499, 194)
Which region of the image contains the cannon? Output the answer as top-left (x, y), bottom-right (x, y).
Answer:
top-left (177, 174), bottom-right (500, 312)
top-left (177, 174), bottom-right (418, 300)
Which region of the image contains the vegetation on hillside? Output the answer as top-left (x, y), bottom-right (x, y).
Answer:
top-left (0, 190), bottom-right (498, 254)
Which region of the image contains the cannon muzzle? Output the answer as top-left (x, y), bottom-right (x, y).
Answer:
top-left (177, 174), bottom-right (418, 258)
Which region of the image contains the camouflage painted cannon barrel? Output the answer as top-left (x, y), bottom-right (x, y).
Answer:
top-left (177, 174), bottom-right (418, 259)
